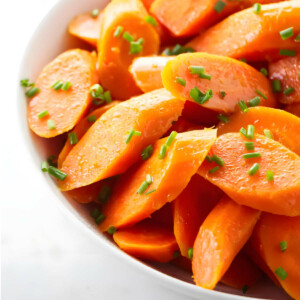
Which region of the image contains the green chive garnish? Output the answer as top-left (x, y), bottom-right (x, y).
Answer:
top-left (279, 49), bottom-right (297, 57)
top-left (145, 189), bottom-right (156, 195)
top-left (89, 84), bottom-right (103, 98)
top-left (47, 155), bottom-right (57, 167)
top-left (188, 248), bottom-right (193, 260)
top-left (37, 110), bottom-right (49, 119)
top-left (218, 114), bottom-right (230, 123)
top-left (41, 161), bottom-right (49, 172)
top-left (283, 87), bottom-right (295, 95)
top-left (123, 31), bottom-right (134, 42)
top-left (242, 285), bottom-right (248, 294)
top-left (256, 89), bottom-right (267, 99)
top-left (199, 73), bottom-right (212, 80)
top-left (20, 78), bottom-right (34, 87)
top-left (176, 77), bottom-right (186, 86)
top-left (166, 131), bottom-right (177, 147)
top-left (103, 90), bottom-right (112, 103)
top-left (206, 155), bottom-right (212, 163)
top-left (253, 3), bottom-right (261, 14)
top-left (280, 27), bottom-right (294, 40)
top-left (145, 15), bottom-right (157, 26)
top-left (248, 163), bottom-right (260, 175)
top-left (211, 154), bottom-right (225, 166)
top-left (242, 152), bottom-right (261, 159)
top-left (114, 26), bottom-right (123, 37)
top-left (159, 144), bottom-right (167, 159)
top-left (238, 100), bottom-right (249, 113)
top-left (62, 81), bottom-right (71, 91)
top-left (209, 166), bottom-right (219, 174)
top-left (146, 174), bottom-right (153, 185)
top-left (98, 185), bottom-right (112, 203)
top-left (264, 129), bottom-right (273, 139)
top-left (240, 127), bottom-right (247, 137)
top-left (137, 181), bottom-right (150, 195)
top-left (275, 267), bottom-right (288, 280)
top-left (141, 145), bottom-right (153, 160)
top-left (245, 142), bottom-right (255, 150)
top-left (68, 132), bottom-right (78, 145)
top-left (272, 79), bottom-right (282, 93)
top-left (87, 115), bottom-right (97, 123)
top-left (280, 241), bottom-right (287, 252)
top-left (107, 226), bottom-right (117, 235)
top-left (95, 214), bottom-right (106, 224)
top-left (247, 125), bottom-right (255, 139)
top-left (214, 0), bottom-right (226, 13)
top-left (25, 86), bottom-right (40, 98)
top-left (260, 68), bottom-right (268, 77)
top-left (295, 34), bottom-right (300, 42)
top-left (91, 8), bottom-right (99, 18)
top-left (249, 96), bottom-right (260, 107)
top-left (220, 91), bottom-right (226, 98)
top-left (51, 80), bottom-right (63, 90)
top-left (47, 119), bottom-right (56, 130)
top-left (190, 87), bottom-right (213, 104)
top-left (266, 170), bottom-right (274, 181)
top-left (130, 40), bottom-right (143, 54)
top-left (48, 166), bottom-right (67, 181)
top-left (240, 58), bottom-right (247, 63)
top-left (173, 250), bottom-right (180, 259)
top-left (162, 44), bottom-right (195, 56)
top-left (126, 129), bottom-right (141, 144)
top-left (189, 66), bottom-right (205, 75)
top-left (90, 208), bottom-right (101, 219)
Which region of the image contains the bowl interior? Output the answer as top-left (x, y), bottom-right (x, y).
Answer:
top-left (19, 0), bottom-right (291, 299)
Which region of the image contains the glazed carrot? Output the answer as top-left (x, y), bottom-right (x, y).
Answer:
top-left (113, 222), bottom-right (179, 263)
top-left (57, 101), bottom-right (120, 168)
top-left (173, 175), bottom-right (223, 257)
top-left (217, 107), bottom-right (300, 155)
top-left (59, 89), bottom-right (184, 191)
top-left (285, 103), bottom-right (300, 118)
top-left (187, 1), bottom-right (300, 61)
top-left (162, 53), bottom-right (276, 114)
top-left (98, 0), bottom-right (160, 100)
top-left (68, 11), bottom-right (103, 47)
top-left (166, 117), bottom-right (203, 135)
top-left (129, 56), bottom-right (173, 93)
top-left (27, 49), bottom-right (98, 138)
top-left (192, 196), bottom-right (260, 289)
top-left (198, 133), bottom-right (300, 216)
top-left (99, 129), bottom-right (217, 231)
top-left (249, 213), bottom-right (300, 299)
top-left (269, 53), bottom-right (300, 104)
top-left (141, 0), bottom-right (154, 10)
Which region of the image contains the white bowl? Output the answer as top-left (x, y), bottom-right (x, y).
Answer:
top-left (18, 0), bottom-right (291, 299)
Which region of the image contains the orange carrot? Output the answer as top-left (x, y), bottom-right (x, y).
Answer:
top-left (129, 56), bottom-right (173, 92)
top-left (198, 133), bottom-right (300, 216)
top-left (99, 129), bottom-right (217, 231)
top-left (98, 0), bottom-right (160, 100)
top-left (217, 107), bottom-right (300, 156)
top-left (173, 175), bottom-right (223, 257)
top-left (285, 103), bottom-right (300, 118)
top-left (68, 11), bottom-right (103, 47)
top-left (162, 52), bottom-right (276, 114)
top-left (141, 0), bottom-right (154, 10)
top-left (27, 49), bottom-right (98, 138)
top-left (165, 117), bottom-right (203, 135)
top-left (192, 196), bottom-right (260, 289)
top-left (269, 52), bottom-right (300, 104)
top-left (58, 101), bottom-right (120, 168)
top-left (249, 213), bottom-right (300, 299)
top-left (59, 89), bottom-right (184, 191)
top-left (113, 222), bottom-right (179, 263)
top-left (186, 1), bottom-right (300, 61)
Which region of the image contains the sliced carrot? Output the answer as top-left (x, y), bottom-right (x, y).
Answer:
top-left (198, 133), bottom-right (300, 216)
top-left (141, 0), bottom-right (154, 10)
top-left (27, 49), bottom-right (98, 138)
top-left (186, 1), bottom-right (300, 61)
top-left (166, 117), bottom-right (203, 135)
top-left (59, 89), bottom-right (184, 191)
top-left (173, 175), bottom-right (223, 257)
top-left (269, 53), bottom-right (300, 104)
top-left (99, 129), bottom-right (217, 231)
top-left (192, 196), bottom-right (260, 289)
top-left (217, 107), bottom-right (300, 155)
top-left (98, 0), bottom-right (160, 100)
top-left (249, 213), bottom-right (300, 299)
top-left (162, 52), bottom-right (276, 114)
top-left (68, 11), bottom-right (103, 47)
top-left (113, 222), bottom-right (179, 263)
top-left (129, 56), bottom-right (173, 92)
top-left (285, 103), bottom-right (300, 118)
top-left (58, 101), bottom-right (120, 168)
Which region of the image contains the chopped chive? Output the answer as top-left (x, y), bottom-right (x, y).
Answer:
top-left (280, 27), bottom-right (294, 40)
top-left (98, 185), bottom-right (112, 204)
top-left (199, 73), bottom-right (212, 80)
top-left (145, 189), bottom-right (156, 195)
top-left (144, 15), bottom-right (157, 26)
top-left (249, 96), bottom-right (260, 107)
top-left (211, 154), bottom-right (225, 166)
top-left (209, 166), bottom-right (220, 174)
top-left (266, 170), bottom-right (274, 181)
top-left (51, 80), bottom-right (63, 90)
top-left (137, 181), bottom-right (149, 195)
top-left (176, 77), bottom-right (186, 86)
top-left (114, 26), bottom-right (123, 37)
top-left (220, 91), bottom-right (226, 98)
top-left (189, 86), bottom-right (201, 102)
top-left (238, 100), bottom-right (249, 113)
top-left (141, 145), bottom-right (153, 160)
top-left (41, 161), bottom-right (49, 172)
top-left (91, 8), bottom-right (99, 18)
top-left (125, 129), bottom-right (141, 144)
top-left (247, 125), bottom-right (255, 139)
top-left (240, 58), bottom-right (247, 63)
top-left (280, 241), bottom-right (287, 252)
top-left (242, 285), bottom-right (248, 294)
top-left (240, 127), bottom-right (247, 137)
top-left (95, 213), bottom-right (106, 224)
top-left (189, 66), bottom-right (205, 75)
top-left (272, 79), bottom-right (282, 93)
top-left (107, 226), bottom-right (117, 235)
top-left (190, 87), bottom-right (213, 104)
top-left (283, 86), bottom-right (295, 95)
top-left (159, 144), bottom-right (167, 159)
top-left (103, 90), bottom-right (112, 103)
top-left (218, 114), bottom-right (230, 123)
top-left (275, 267), bottom-right (288, 280)
top-left (47, 119), bottom-right (56, 130)
top-left (20, 78), bottom-right (34, 87)
top-left (245, 142), bottom-right (255, 150)
top-left (205, 155), bottom-right (213, 163)
top-left (89, 84), bottom-right (103, 98)
top-left (256, 89), bottom-right (267, 99)
top-left (295, 34), bottom-right (300, 42)
top-left (25, 86), bottom-right (40, 98)
top-left (242, 152), bottom-right (261, 159)
top-left (279, 49), bottom-right (297, 57)
top-left (87, 115), bottom-right (97, 123)
top-left (68, 132), bottom-right (78, 145)
top-left (166, 131), bottom-right (177, 147)
top-left (264, 129), bottom-right (273, 139)
top-left (130, 40), bottom-right (143, 54)
top-left (188, 248), bottom-right (193, 260)
top-left (253, 3), bottom-right (261, 14)
top-left (90, 208), bottom-right (101, 219)
top-left (62, 81), bottom-right (71, 91)
top-left (146, 174), bottom-right (153, 185)
top-left (173, 250), bottom-right (180, 259)
top-left (92, 99), bottom-right (105, 106)
top-left (260, 68), bottom-right (268, 77)
top-left (47, 155), bottom-right (57, 167)
top-left (248, 163), bottom-right (260, 176)
top-left (214, 0), bottom-right (226, 13)
top-left (48, 166), bottom-right (67, 181)
top-left (37, 110), bottom-right (49, 119)
top-left (122, 31), bottom-right (134, 42)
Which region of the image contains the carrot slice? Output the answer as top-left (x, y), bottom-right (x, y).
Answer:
top-left (129, 56), bottom-right (173, 93)
top-left (198, 133), bottom-right (300, 216)
top-left (58, 101), bottom-right (120, 168)
top-left (192, 196), bottom-right (260, 289)
top-left (162, 52), bottom-right (276, 114)
top-left (173, 175), bottom-right (223, 257)
top-left (285, 103), bottom-right (300, 118)
top-left (217, 107), bottom-right (300, 156)
top-left (249, 213), bottom-right (300, 299)
top-left (186, 1), bottom-right (300, 61)
top-left (141, 0), bottom-right (154, 10)
top-left (269, 53), bottom-right (300, 104)
top-left (68, 11), bottom-right (103, 47)
top-left (27, 49), bottom-right (98, 138)
top-left (99, 129), bottom-right (217, 231)
top-left (59, 89), bottom-right (184, 191)
top-left (98, 0), bottom-right (160, 100)
top-left (113, 222), bottom-right (179, 263)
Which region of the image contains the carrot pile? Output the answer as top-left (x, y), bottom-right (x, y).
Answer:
top-left (23, 0), bottom-right (300, 298)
